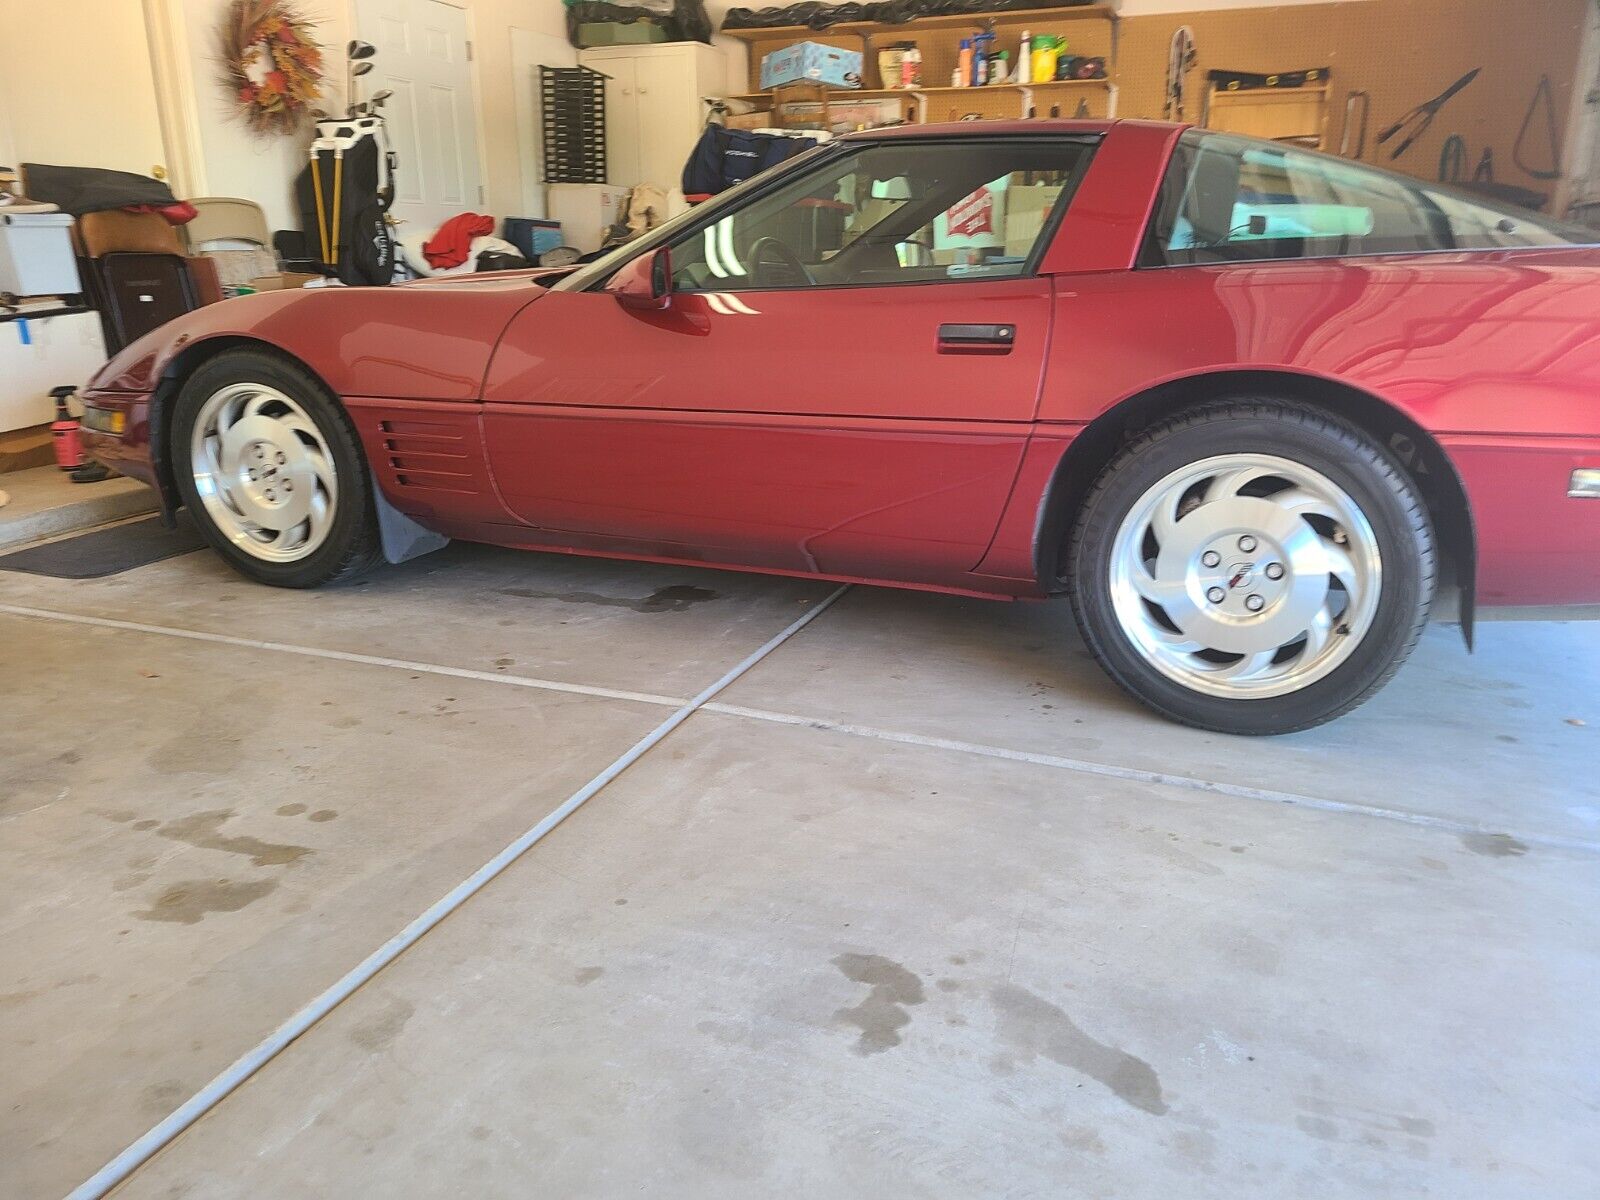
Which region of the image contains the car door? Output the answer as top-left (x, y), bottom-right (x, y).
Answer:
top-left (482, 134), bottom-right (1095, 582)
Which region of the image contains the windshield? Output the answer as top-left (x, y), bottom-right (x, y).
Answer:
top-left (549, 141), bottom-right (838, 293)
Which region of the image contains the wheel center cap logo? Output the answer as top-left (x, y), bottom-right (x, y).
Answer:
top-left (1228, 562), bottom-right (1254, 589)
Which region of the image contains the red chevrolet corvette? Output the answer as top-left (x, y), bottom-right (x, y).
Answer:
top-left (81, 120), bottom-right (1600, 733)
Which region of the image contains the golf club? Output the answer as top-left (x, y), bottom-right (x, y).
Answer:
top-left (346, 40), bottom-right (377, 116)
top-left (347, 60), bottom-right (375, 117)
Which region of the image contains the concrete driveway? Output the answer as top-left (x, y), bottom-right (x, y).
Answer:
top-left (2, 538), bottom-right (1596, 1198)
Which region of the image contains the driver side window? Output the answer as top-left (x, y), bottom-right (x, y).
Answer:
top-left (671, 138), bottom-right (1093, 293)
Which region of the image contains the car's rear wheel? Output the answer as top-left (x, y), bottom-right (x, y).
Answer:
top-left (1068, 400), bottom-right (1436, 735)
top-left (171, 349), bottom-right (382, 588)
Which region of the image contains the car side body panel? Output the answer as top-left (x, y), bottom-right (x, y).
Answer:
top-left (1018, 252), bottom-right (1600, 605)
top-left (479, 278), bottom-right (1054, 588)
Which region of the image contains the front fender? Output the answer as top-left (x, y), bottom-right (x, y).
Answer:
top-left (87, 276), bottom-right (550, 402)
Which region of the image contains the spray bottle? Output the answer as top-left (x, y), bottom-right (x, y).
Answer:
top-left (972, 27), bottom-right (994, 87)
top-left (957, 39), bottom-right (972, 88)
top-left (49, 386), bottom-right (83, 472)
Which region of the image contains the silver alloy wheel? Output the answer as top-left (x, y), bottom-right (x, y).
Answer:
top-left (189, 382), bottom-right (338, 563)
top-left (1108, 453), bottom-right (1382, 699)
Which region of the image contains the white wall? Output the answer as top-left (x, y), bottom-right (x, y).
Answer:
top-left (0, 103), bottom-right (17, 171)
top-left (165, 0), bottom-right (574, 230)
top-left (703, 0), bottom-right (750, 89)
top-left (0, 0), bottom-right (169, 177)
top-left (466, 0), bottom-right (567, 219)
top-left (175, 0), bottom-right (352, 230)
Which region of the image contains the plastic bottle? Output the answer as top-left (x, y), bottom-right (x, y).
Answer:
top-left (1018, 30), bottom-right (1031, 85)
top-left (972, 28), bottom-right (994, 87)
top-left (958, 39), bottom-right (972, 88)
top-left (901, 47), bottom-right (920, 89)
top-left (1033, 35), bottom-right (1060, 84)
top-left (990, 50), bottom-right (1008, 85)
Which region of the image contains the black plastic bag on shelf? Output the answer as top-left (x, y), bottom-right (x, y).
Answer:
top-left (566, 0), bottom-right (712, 45)
top-left (721, 0), bottom-right (1082, 31)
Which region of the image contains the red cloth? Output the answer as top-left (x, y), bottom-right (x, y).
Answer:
top-left (424, 212), bottom-right (494, 269)
top-left (123, 201), bottom-right (198, 226)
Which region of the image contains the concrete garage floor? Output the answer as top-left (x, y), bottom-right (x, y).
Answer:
top-left (1, 538), bottom-right (1597, 1198)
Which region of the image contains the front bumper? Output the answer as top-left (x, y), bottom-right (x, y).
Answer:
top-left (80, 390), bottom-right (159, 491)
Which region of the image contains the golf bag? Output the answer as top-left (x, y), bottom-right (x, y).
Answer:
top-left (295, 115), bottom-right (397, 285)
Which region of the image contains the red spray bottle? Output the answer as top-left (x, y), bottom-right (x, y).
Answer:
top-left (50, 386), bottom-right (84, 471)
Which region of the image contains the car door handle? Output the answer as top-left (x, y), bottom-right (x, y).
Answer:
top-left (937, 323), bottom-right (1016, 354)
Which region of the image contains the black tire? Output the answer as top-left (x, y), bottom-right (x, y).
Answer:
top-left (1068, 399), bottom-right (1436, 735)
top-left (171, 349), bottom-right (383, 588)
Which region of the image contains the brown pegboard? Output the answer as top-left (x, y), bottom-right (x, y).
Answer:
top-left (724, 0), bottom-right (1585, 193)
top-left (735, 6), bottom-right (1115, 95)
top-left (1116, 0), bottom-right (1587, 191)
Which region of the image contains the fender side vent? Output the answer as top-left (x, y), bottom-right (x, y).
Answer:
top-left (379, 419), bottom-right (479, 495)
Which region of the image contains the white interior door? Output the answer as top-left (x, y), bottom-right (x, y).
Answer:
top-left (356, 0), bottom-right (484, 234)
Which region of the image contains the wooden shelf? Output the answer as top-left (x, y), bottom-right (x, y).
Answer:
top-left (720, 3), bottom-right (1114, 43)
top-left (728, 89), bottom-right (912, 102)
top-left (913, 79), bottom-right (1109, 94)
top-left (732, 79), bottom-right (1111, 102)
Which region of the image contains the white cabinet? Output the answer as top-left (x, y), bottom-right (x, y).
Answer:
top-left (578, 43), bottom-right (726, 190)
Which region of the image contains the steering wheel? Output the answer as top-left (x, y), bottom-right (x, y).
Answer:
top-left (747, 236), bottom-right (815, 288)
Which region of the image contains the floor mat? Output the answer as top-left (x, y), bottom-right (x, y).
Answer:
top-left (0, 513), bottom-right (205, 579)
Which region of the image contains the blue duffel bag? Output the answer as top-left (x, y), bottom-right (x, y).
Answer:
top-left (681, 126), bottom-right (812, 196)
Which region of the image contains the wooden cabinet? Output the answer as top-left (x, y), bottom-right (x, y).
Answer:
top-left (578, 43), bottom-right (727, 190)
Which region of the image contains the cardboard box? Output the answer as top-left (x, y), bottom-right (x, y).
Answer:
top-left (1003, 183), bottom-right (1064, 258)
top-left (546, 183), bottom-right (633, 253)
top-left (723, 110), bottom-right (774, 131)
top-left (577, 20), bottom-right (667, 46)
top-left (760, 42), bottom-right (862, 90)
top-left (248, 272), bottom-right (321, 291)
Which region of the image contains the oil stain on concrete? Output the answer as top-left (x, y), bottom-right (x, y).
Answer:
top-left (349, 998), bottom-right (415, 1052)
top-left (990, 983), bottom-right (1169, 1116)
top-left (832, 953), bottom-right (925, 1055)
top-left (156, 810), bottom-right (312, 867)
top-left (1459, 832), bottom-right (1529, 857)
top-left (497, 584), bottom-right (719, 613)
top-left (150, 732), bottom-right (243, 775)
top-left (133, 878), bottom-right (278, 924)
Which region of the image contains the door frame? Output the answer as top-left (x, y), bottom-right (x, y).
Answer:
top-left (138, 0), bottom-right (208, 197)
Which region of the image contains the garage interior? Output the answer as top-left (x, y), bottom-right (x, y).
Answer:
top-left (3, 1), bottom-right (1598, 1198)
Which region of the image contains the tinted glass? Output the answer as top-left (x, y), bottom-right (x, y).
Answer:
top-left (1145, 130), bottom-right (1596, 266)
top-left (670, 137), bottom-right (1094, 292)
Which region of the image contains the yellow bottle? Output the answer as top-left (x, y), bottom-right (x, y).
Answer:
top-left (1033, 37), bottom-right (1060, 84)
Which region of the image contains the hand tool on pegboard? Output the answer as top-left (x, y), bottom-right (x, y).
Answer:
top-left (1377, 67), bottom-right (1480, 161)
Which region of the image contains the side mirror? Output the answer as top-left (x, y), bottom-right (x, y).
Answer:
top-left (612, 246), bottom-right (673, 311)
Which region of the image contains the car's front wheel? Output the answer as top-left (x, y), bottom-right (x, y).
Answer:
top-left (171, 349), bottom-right (382, 588)
top-left (1069, 400), bottom-right (1436, 735)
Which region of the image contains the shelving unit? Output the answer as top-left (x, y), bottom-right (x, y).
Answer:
top-left (729, 78), bottom-right (1116, 124)
top-left (719, 3), bottom-right (1116, 45)
top-left (722, 3), bottom-right (1119, 124)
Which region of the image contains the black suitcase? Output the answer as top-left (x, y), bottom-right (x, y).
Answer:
top-left (82, 252), bottom-right (197, 352)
